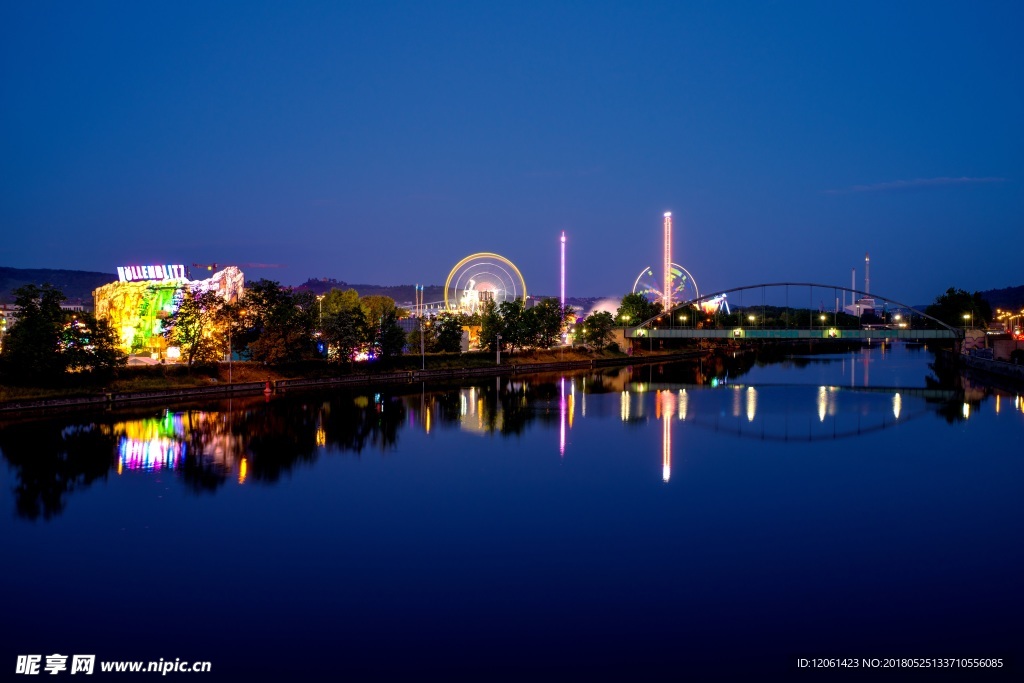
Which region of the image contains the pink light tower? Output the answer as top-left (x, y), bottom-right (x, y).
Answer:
top-left (560, 231), bottom-right (566, 310)
top-left (663, 212), bottom-right (673, 310)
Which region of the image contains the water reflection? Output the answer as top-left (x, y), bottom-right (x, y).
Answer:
top-left (2, 347), bottom-right (1022, 520)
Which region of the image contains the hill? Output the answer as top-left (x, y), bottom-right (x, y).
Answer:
top-left (292, 277), bottom-right (596, 311)
top-left (0, 267), bottom-right (115, 304)
top-left (978, 284), bottom-right (1024, 311)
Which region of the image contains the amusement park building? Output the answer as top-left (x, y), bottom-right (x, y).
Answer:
top-left (93, 265), bottom-right (244, 358)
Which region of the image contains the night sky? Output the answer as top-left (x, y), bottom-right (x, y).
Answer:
top-left (2, 1), bottom-right (1021, 304)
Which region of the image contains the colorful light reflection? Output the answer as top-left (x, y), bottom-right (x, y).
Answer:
top-left (118, 436), bottom-right (186, 471)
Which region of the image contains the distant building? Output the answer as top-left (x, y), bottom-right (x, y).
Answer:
top-left (845, 297), bottom-right (876, 317)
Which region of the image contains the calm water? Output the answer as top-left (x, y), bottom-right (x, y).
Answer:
top-left (3, 345), bottom-right (1022, 681)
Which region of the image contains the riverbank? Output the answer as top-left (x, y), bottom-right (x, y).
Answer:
top-left (0, 349), bottom-right (701, 414)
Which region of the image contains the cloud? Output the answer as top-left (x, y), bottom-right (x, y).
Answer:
top-left (825, 176), bottom-right (1006, 195)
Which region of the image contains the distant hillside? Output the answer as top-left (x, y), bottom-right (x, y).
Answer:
top-left (293, 278), bottom-right (444, 306)
top-left (292, 278), bottom-right (603, 312)
top-left (0, 267), bottom-right (115, 304)
top-left (978, 284), bottom-right (1024, 311)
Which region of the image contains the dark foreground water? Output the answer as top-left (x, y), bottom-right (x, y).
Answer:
top-left (3, 345), bottom-right (1022, 681)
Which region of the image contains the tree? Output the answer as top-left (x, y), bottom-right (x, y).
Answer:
top-left (238, 280), bottom-right (317, 364)
top-left (498, 299), bottom-right (528, 353)
top-left (616, 293), bottom-right (662, 326)
top-left (61, 313), bottom-right (126, 376)
top-left (925, 288), bottom-right (992, 328)
top-left (479, 300), bottom-right (502, 353)
top-left (372, 308), bottom-right (406, 359)
top-left (530, 298), bottom-right (565, 348)
top-left (322, 307), bottom-right (366, 363)
top-left (406, 318), bottom-right (437, 354)
top-left (0, 284), bottom-right (68, 384)
top-left (581, 311), bottom-right (615, 348)
top-left (434, 312), bottom-right (466, 353)
top-left (321, 287), bottom-right (361, 317)
top-left (162, 290), bottom-right (227, 368)
top-left (360, 295), bottom-right (399, 328)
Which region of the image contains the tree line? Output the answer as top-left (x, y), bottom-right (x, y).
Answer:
top-left (163, 280), bottom-right (410, 367)
top-left (1, 280), bottom-right (996, 386)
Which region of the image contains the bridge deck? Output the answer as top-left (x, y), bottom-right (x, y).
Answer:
top-left (626, 328), bottom-right (959, 340)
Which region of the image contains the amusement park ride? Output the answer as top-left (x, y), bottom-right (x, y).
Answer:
top-left (443, 252), bottom-right (527, 314)
top-left (631, 213), bottom-right (728, 316)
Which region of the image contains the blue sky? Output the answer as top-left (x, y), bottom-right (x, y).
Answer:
top-left (2, 1), bottom-right (1021, 304)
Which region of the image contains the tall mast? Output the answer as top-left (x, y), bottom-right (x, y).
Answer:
top-left (560, 231), bottom-right (566, 310)
top-left (663, 212), bottom-right (673, 310)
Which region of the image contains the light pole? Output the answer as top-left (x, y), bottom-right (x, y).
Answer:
top-left (496, 333), bottom-right (502, 365)
top-left (316, 295), bottom-right (324, 329)
top-left (420, 316), bottom-right (426, 370)
top-left (963, 313), bottom-right (971, 330)
top-left (227, 328), bottom-right (232, 384)
top-left (748, 314), bottom-right (756, 328)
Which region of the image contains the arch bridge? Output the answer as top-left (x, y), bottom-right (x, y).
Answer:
top-left (626, 283), bottom-right (962, 342)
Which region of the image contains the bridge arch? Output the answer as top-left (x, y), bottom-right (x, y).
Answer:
top-left (630, 282), bottom-right (961, 339)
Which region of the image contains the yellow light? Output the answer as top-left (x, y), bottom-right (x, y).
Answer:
top-left (238, 457), bottom-right (248, 484)
top-left (892, 393), bottom-right (902, 419)
top-left (746, 387), bottom-right (757, 422)
top-left (962, 402), bottom-right (970, 419)
top-left (818, 386), bottom-right (827, 422)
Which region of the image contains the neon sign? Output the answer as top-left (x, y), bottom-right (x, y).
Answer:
top-left (117, 264), bottom-right (187, 282)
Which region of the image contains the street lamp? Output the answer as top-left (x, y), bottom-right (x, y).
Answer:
top-left (316, 295), bottom-right (324, 330)
top-left (748, 314), bottom-right (756, 327)
top-left (496, 333), bottom-right (502, 365)
top-left (420, 316), bottom-right (426, 370)
top-left (963, 313), bottom-right (971, 329)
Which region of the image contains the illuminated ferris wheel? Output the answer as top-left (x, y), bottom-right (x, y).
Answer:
top-left (445, 252), bottom-right (527, 314)
top-left (633, 263), bottom-right (699, 306)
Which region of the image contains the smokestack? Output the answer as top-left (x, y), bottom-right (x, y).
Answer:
top-left (865, 252), bottom-right (870, 294)
top-left (663, 212), bottom-right (673, 310)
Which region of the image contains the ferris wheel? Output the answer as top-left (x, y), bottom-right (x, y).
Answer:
top-left (632, 263), bottom-right (700, 306)
top-left (445, 252), bottom-right (527, 314)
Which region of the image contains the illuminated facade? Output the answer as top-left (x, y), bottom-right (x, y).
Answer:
top-left (94, 265), bottom-right (244, 356)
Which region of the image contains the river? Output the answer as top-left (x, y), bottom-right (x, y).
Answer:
top-left (2, 344), bottom-right (1021, 681)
